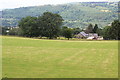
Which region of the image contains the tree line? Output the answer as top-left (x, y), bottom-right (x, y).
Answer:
top-left (1, 12), bottom-right (120, 40)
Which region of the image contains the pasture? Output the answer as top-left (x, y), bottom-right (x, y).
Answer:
top-left (2, 36), bottom-right (118, 78)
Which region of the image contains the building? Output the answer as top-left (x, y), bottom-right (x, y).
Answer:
top-left (75, 31), bottom-right (102, 40)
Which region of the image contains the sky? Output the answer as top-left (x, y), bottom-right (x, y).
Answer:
top-left (0, 0), bottom-right (119, 10)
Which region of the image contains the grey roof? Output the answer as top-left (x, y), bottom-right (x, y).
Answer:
top-left (79, 31), bottom-right (88, 37)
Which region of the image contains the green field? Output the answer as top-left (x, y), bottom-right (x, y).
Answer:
top-left (2, 36), bottom-right (118, 78)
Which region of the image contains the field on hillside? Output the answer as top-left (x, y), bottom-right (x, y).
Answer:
top-left (2, 36), bottom-right (118, 78)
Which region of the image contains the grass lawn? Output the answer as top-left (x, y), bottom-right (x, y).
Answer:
top-left (2, 36), bottom-right (118, 78)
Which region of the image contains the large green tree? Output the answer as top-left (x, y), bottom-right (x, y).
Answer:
top-left (38, 12), bottom-right (63, 39)
top-left (18, 16), bottom-right (38, 37)
top-left (18, 12), bottom-right (63, 38)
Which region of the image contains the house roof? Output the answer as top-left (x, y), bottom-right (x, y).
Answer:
top-left (78, 31), bottom-right (98, 37)
top-left (79, 31), bottom-right (88, 37)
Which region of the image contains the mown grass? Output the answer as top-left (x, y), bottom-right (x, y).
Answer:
top-left (2, 36), bottom-right (118, 78)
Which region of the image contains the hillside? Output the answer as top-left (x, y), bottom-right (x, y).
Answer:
top-left (1, 2), bottom-right (118, 28)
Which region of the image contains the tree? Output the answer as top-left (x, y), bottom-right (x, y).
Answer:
top-left (18, 12), bottom-right (63, 38)
top-left (18, 16), bottom-right (38, 37)
top-left (9, 27), bottom-right (23, 36)
top-left (103, 20), bottom-right (120, 40)
top-left (85, 24), bottom-right (93, 34)
top-left (62, 26), bottom-right (73, 40)
top-left (38, 12), bottom-right (63, 39)
top-left (103, 26), bottom-right (112, 40)
top-left (2, 27), bottom-right (8, 35)
top-left (93, 24), bottom-right (103, 36)
top-left (96, 28), bottom-right (103, 36)
top-left (93, 24), bottom-right (98, 33)
top-left (73, 27), bottom-right (81, 35)
top-left (110, 20), bottom-right (120, 40)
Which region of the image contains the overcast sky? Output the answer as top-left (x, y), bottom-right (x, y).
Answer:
top-left (0, 0), bottom-right (119, 10)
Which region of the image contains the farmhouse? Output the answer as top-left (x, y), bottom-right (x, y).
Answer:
top-left (75, 31), bottom-right (103, 40)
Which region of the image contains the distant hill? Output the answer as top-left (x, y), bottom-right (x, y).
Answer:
top-left (1, 2), bottom-right (118, 28)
